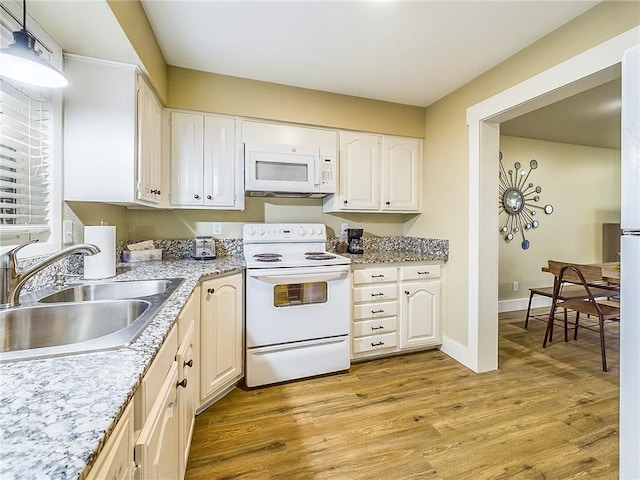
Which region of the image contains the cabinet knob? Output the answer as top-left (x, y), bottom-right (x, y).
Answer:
top-left (207, 288), bottom-right (215, 294)
top-left (206, 195), bottom-right (212, 200)
top-left (343, 200), bottom-right (348, 204)
top-left (405, 290), bottom-right (410, 295)
top-left (184, 359), bottom-right (193, 368)
top-left (177, 378), bottom-right (188, 389)
top-left (385, 201), bottom-right (390, 205)
top-left (194, 194), bottom-right (200, 199)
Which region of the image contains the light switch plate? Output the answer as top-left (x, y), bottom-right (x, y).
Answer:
top-left (341, 223), bottom-right (349, 235)
top-left (63, 220), bottom-right (73, 244)
top-left (212, 222), bottom-right (223, 235)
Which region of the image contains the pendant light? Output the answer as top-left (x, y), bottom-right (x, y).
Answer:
top-left (0, 0), bottom-right (67, 88)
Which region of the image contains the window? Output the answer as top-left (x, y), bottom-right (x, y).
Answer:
top-left (0, 80), bottom-right (52, 236)
top-left (0, 2), bottom-right (62, 256)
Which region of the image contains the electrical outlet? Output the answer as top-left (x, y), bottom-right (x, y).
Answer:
top-left (341, 223), bottom-right (349, 235)
top-left (63, 220), bottom-right (73, 244)
top-left (512, 281), bottom-right (519, 292)
top-left (212, 222), bottom-right (223, 235)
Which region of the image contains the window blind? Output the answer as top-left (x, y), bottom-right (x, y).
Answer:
top-left (0, 79), bottom-right (51, 234)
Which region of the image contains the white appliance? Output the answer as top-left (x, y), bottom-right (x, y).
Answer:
top-left (244, 144), bottom-right (336, 197)
top-left (243, 223), bottom-right (351, 387)
top-left (242, 120), bottom-right (337, 197)
top-left (620, 44), bottom-right (640, 479)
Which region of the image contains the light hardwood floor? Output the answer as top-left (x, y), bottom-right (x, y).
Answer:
top-left (186, 309), bottom-right (619, 479)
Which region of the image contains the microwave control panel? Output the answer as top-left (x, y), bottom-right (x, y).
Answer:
top-left (319, 156), bottom-right (336, 192)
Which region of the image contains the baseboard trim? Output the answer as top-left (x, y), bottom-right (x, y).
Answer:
top-left (498, 296), bottom-right (551, 313)
top-left (440, 336), bottom-right (477, 372)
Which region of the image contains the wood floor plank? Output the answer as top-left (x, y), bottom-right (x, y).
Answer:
top-left (186, 308), bottom-right (619, 479)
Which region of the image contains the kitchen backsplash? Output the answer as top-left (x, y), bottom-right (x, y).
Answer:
top-left (17, 235), bottom-right (448, 294)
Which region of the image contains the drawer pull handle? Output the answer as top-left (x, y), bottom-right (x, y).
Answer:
top-left (184, 359), bottom-right (193, 368)
top-left (371, 341), bottom-right (385, 347)
top-left (371, 293), bottom-right (384, 297)
top-left (371, 274), bottom-right (385, 278)
top-left (371, 309), bottom-right (385, 314)
top-left (371, 326), bottom-right (385, 331)
top-left (418, 271), bottom-right (430, 275)
top-left (194, 194), bottom-right (200, 199)
top-left (177, 378), bottom-right (188, 389)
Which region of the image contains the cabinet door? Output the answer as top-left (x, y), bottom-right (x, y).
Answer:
top-left (203, 115), bottom-right (236, 207)
top-left (137, 76), bottom-right (162, 204)
top-left (400, 282), bottom-right (441, 349)
top-left (177, 321), bottom-right (197, 479)
top-left (200, 273), bottom-right (243, 403)
top-left (382, 136), bottom-right (420, 212)
top-left (86, 402), bottom-right (134, 480)
top-left (171, 112), bottom-right (204, 206)
top-left (339, 132), bottom-right (380, 210)
top-left (135, 362), bottom-right (180, 480)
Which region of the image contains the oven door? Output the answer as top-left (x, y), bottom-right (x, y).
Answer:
top-left (244, 144), bottom-right (319, 193)
top-left (245, 265), bottom-right (350, 347)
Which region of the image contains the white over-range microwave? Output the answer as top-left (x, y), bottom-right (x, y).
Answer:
top-left (244, 143), bottom-right (337, 198)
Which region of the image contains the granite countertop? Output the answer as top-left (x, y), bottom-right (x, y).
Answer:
top-left (0, 238), bottom-right (448, 479)
top-left (0, 257), bottom-right (245, 480)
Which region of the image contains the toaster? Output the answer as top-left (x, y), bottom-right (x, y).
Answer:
top-left (192, 236), bottom-right (216, 260)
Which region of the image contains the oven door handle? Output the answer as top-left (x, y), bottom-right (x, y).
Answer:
top-left (253, 271), bottom-right (348, 284)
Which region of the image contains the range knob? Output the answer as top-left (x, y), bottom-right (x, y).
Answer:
top-left (257, 228), bottom-right (265, 236)
top-left (306, 227), bottom-right (314, 235)
top-left (298, 227), bottom-right (306, 236)
top-left (316, 228), bottom-right (324, 235)
top-left (247, 227), bottom-right (256, 236)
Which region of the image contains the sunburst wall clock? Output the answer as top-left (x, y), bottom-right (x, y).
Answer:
top-left (499, 151), bottom-right (553, 250)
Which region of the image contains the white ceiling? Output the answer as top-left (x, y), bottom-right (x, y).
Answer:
top-left (139, 0), bottom-right (600, 107)
top-left (27, 0), bottom-right (620, 149)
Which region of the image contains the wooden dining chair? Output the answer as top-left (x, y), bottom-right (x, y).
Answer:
top-left (524, 260), bottom-right (611, 332)
top-left (543, 261), bottom-right (620, 372)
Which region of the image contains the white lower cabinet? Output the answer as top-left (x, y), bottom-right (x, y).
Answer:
top-left (85, 401), bottom-right (134, 480)
top-left (351, 263), bottom-right (443, 360)
top-left (134, 362), bottom-right (180, 480)
top-left (176, 291), bottom-right (199, 478)
top-left (199, 273), bottom-right (244, 409)
top-left (351, 266), bottom-right (399, 359)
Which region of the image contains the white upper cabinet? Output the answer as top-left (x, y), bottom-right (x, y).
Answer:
top-left (324, 131), bottom-right (421, 213)
top-left (64, 55), bottom-right (163, 206)
top-left (340, 131), bottom-right (380, 211)
top-left (170, 111), bottom-right (243, 210)
top-left (382, 136), bottom-right (420, 212)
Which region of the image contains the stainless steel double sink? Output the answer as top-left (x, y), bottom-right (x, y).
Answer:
top-left (0, 278), bottom-right (184, 363)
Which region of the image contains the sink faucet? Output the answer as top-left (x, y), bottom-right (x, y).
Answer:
top-left (0, 240), bottom-right (101, 309)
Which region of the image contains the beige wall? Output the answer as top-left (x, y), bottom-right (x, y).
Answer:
top-left (107, 0), bottom-right (168, 103)
top-left (126, 199), bottom-right (408, 241)
top-left (405, 1), bottom-right (639, 347)
top-left (497, 136), bottom-right (621, 302)
top-left (167, 67), bottom-right (425, 137)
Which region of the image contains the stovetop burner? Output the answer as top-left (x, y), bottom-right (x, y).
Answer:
top-left (253, 253), bottom-right (283, 263)
top-left (305, 254), bottom-right (337, 261)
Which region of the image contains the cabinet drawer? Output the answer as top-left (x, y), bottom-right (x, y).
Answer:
top-left (352, 332), bottom-right (397, 354)
top-left (140, 325), bottom-right (178, 421)
top-left (353, 284), bottom-right (397, 303)
top-left (353, 301), bottom-right (397, 321)
top-left (400, 264), bottom-right (440, 280)
top-left (353, 267), bottom-right (397, 285)
top-left (353, 317), bottom-right (397, 338)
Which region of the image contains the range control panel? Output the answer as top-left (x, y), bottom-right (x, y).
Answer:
top-left (243, 223), bottom-right (326, 243)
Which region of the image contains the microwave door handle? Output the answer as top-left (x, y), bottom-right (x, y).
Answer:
top-left (313, 152), bottom-right (319, 186)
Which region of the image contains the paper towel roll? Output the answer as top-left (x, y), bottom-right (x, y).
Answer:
top-left (83, 226), bottom-right (116, 279)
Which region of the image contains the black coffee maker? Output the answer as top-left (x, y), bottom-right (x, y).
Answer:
top-left (347, 228), bottom-right (364, 254)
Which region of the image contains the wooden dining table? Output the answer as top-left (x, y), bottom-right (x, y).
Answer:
top-left (542, 261), bottom-right (620, 288)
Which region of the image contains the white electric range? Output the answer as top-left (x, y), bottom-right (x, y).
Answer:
top-left (243, 223), bottom-right (351, 387)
